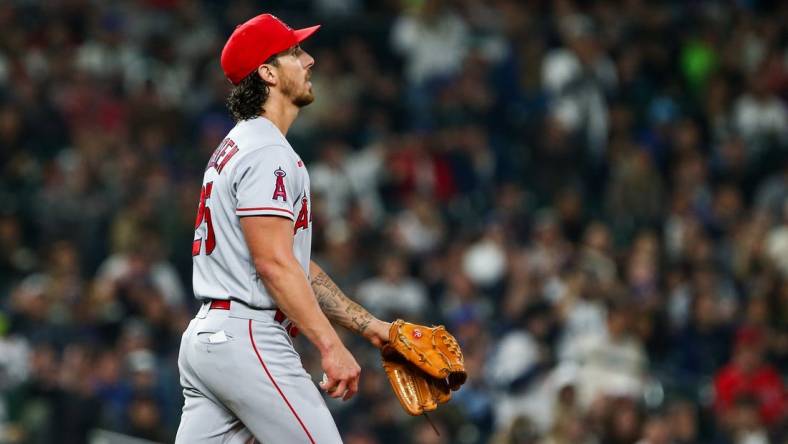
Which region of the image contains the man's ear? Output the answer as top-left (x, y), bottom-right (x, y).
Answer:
top-left (257, 64), bottom-right (277, 86)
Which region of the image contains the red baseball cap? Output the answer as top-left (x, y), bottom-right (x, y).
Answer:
top-left (735, 326), bottom-right (765, 350)
top-left (221, 14), bottom-right (320, 85)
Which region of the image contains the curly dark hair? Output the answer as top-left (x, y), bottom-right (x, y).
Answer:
top-left (226, 57), bottom-right (279, 122)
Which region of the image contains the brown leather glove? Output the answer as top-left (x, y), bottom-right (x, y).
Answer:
top-left (381, 319), bottom-right (467, 415)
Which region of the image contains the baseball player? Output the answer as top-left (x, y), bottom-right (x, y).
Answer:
top-left (175, 14), bottom-right (392, 444)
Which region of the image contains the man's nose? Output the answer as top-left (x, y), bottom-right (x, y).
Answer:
top-left (301, 50), bottom-right (315, 69)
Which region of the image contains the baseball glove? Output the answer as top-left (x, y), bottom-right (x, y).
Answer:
top-left (381, 319), bottom-right (467, 415)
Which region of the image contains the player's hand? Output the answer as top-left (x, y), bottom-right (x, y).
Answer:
top-left (319, 344), bottom-right (360, 401)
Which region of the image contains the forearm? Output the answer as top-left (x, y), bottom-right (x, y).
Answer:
top-left (258, 259), bottom-right (341, 354)
top-left (309, 261), bottom-right (384, 339)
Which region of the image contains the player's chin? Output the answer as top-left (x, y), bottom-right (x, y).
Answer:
top-left (294, 91), bottom-right (314, 108)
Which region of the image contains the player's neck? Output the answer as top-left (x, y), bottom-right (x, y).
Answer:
top-left (260, 96), bottom-right (299, 136)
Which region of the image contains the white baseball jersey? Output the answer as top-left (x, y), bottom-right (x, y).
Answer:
top-left (192, 116), bottom-right (312, 309)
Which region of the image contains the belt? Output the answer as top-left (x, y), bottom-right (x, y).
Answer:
top-left (208, 300), bottom-right (299, 338)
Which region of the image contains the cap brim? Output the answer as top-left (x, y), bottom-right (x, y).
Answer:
top-left (293, 24), bottom-right (320, 43)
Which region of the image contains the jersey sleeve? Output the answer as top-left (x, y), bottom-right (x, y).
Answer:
top-left (232, 145), bottom-right (301, 220)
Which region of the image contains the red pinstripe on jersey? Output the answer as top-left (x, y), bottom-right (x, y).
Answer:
top-left (236, 207), bottom-right (295, 216)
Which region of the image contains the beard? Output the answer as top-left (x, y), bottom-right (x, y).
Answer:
top-left (293, 89), bottom-right (314, 107)
top-left (281, 73), bottom-right (314, 108)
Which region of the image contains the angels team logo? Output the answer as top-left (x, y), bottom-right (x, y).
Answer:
top-left (272, 167), bottom-right (287, 201)
top-left (294, 195), bottom-right (309, 233)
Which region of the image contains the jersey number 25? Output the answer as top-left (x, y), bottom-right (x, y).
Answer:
top-left (192, 182), bottom-right (216, 256)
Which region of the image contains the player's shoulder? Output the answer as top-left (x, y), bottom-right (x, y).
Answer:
top-left (229, 116), bottom-right (290, 151)
top-left (222, 119), bottom-right (305, 176)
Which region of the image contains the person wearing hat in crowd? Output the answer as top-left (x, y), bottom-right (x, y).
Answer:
top-left (713, 326), bottom-right (786, 432)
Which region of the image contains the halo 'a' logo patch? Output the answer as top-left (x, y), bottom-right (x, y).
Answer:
top-left (272, 167), bottom-right (287, 201)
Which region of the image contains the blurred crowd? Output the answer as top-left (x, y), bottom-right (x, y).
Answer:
top-left (1, 0), bottom-right (787, 443)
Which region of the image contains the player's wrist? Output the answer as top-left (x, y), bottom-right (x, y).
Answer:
top-left (315, 333), bottom-right (343, 355)
top-left (364, 320), bottom-right (391, 349)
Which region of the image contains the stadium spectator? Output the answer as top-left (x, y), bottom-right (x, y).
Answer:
top-left (713, 327), bottom-right (786, 428)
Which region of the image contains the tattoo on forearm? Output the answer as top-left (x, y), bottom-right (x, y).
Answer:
top-left (311, 271), bottom-right (373, 335)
